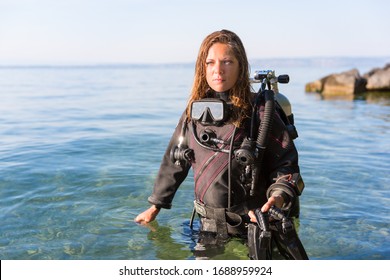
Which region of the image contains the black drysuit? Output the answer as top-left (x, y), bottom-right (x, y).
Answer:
top-left (148, 97), bottom-right (303, 235)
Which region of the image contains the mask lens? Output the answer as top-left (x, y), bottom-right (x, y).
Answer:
top-left (191, 102), bottom-right (206, 120)
top-left (206, 102), bottom-right (224, 120)
top-left (191, 99), bottom-right (225, 121)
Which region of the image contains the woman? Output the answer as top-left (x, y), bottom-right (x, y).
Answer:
top-left (135, 30), bottom-right (305, 257)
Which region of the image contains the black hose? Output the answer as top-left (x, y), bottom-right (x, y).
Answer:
top-left (256, 90), bottom-right (275, 150)
top-left (191, 122), bottom-right (231, 153)
top-left (228, 127), bottom-right (237, 209)
top-left (250, 90), bottom-right (275, 196)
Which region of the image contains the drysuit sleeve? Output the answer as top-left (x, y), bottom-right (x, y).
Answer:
top-left (263, 110), bottom-right (305, 210)
top-left (148, 113), bottom-right (191, 209)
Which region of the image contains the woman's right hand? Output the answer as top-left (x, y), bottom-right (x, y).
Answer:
top-left (134, 205), bottom-right (160, 224)
top-left (248, 195), bottom-right (284, 223)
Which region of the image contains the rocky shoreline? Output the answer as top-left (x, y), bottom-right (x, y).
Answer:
top-left (305, 63), bottom-right (390, 97)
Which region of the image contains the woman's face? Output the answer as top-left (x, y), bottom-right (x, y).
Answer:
top-left (205, 42), bottom-right (239, 93)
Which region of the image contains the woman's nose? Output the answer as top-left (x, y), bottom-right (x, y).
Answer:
top-left (213, 61), bottom-right (223, 74)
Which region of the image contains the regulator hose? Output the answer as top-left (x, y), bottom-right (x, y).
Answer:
top-left (256, 90), bottom-right (275, 150)
top-left (250, 90), bottom-right (275, 196)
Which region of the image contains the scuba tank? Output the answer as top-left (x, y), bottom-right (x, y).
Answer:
top-left (253, 70), bottom-right (298, 140)
top-left (274, 91), bottom-right (299, 140)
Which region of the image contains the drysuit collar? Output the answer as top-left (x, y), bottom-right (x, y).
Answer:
top-left (214, 91), bottom-right (230, 102)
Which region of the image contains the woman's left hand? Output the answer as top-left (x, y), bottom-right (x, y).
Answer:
top-left (248, 195), bottom-right (284, 223)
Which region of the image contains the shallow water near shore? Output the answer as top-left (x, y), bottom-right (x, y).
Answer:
top-left (0, 58), bottom-right (389, 260)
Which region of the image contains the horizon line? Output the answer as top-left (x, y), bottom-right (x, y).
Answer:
top-left (1, 56), bottom-right (389, 68)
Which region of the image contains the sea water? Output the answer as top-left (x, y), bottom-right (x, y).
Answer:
top-left (0, 58), bottom-right (389, 260)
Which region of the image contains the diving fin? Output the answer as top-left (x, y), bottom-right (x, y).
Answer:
top-left (248, 209), bottom-right (272, 260)
top-left (269, 207), bottom-right (309, 260)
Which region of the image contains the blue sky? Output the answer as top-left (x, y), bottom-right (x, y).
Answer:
top-left (0, 0), bottom-right (389, 65)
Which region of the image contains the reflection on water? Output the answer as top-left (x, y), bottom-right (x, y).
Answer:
top-left (364, 91), bottom-right (390, 105)
top-left (312, 90), bottom-right (390, 104)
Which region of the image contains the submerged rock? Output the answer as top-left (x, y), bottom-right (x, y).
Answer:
top-left (304, 79), bottom-right (322, 93)
top-left (305, 63), bottom-right (390, 96)
top-left (305, 69), bottom-right (366, 96)
top-left (364, 63), bottom-right (390, 90)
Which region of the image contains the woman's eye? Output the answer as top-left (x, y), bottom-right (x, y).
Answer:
top-left (224, 60), bottom-right (233, 65)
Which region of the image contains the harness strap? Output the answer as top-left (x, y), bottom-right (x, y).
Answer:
top-left (194, 200), bottom-right (246, 218)
top-left (214, 208), bottom-right (228, 238)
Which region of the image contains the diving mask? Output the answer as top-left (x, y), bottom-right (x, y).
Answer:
top-left (190, 98), bottom-right (230, 126)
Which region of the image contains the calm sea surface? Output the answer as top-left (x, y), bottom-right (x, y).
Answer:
top-left (0, 58), bottom-right (389, 260)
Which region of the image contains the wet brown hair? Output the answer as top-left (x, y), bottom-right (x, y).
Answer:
top-left (186, 29), bottom-right (252, 127)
